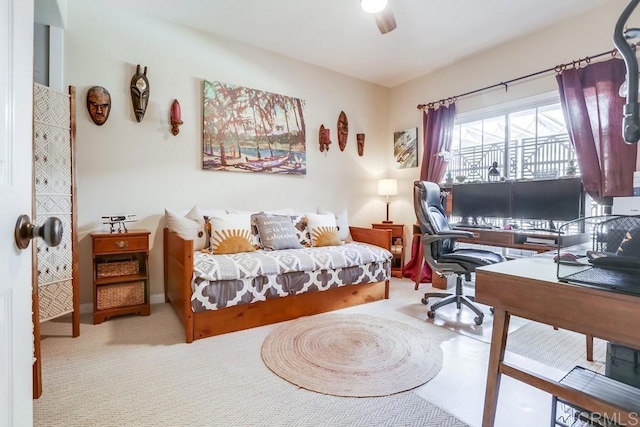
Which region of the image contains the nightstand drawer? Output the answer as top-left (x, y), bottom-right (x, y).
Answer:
top-left (93, 234), bottom-right (148, 254)
top-left (371, 223), bottom-right (404, 238)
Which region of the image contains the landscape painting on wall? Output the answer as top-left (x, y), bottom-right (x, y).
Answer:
top-left (202, 80), bottom-right (307, 175)
top-left (394, 127), bottom-right (418, 169)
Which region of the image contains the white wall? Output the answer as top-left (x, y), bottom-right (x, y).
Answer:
top-left (388, 1), bottom-right (640, 234)
top-left (65, 3), bottom-right (391, 303)
top-left (66, 1), bottom-right (640, 304)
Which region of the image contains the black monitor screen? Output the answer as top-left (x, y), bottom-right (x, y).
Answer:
top-left (451, 182), bottom-right (511, 218)
top-left (510, 178), bottom-right (583, 221)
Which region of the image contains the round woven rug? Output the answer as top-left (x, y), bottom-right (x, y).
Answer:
top-left (261, 313), bottom-right (443, 397)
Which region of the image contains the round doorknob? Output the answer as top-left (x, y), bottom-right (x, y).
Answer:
top-left (14, 215), bottom-right (63, 250)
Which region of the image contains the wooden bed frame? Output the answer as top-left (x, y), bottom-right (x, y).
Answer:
top-left (163, 226), bottom-right (392, 343)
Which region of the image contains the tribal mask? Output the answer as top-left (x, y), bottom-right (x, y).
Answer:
top-left (130, 65), bottom-right (149, 122)
top-left (86, 86), bottom-right (111, 126)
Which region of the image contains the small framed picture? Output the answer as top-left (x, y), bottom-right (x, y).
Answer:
top-left (394, 127), bottom-right (418, 169)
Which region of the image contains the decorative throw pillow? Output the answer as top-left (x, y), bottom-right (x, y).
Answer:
top-left (164, 206), bottom-right (208, 251)
top-left (306, 213), bottom-right (341, 247)
top-left (254, 214), bottom-right (303, 251)
top-left (250, 212), bottom-right (266, 248)
top-left (317, 207), bottom-right (352, 242)
top-left (208, 213), bottom-right (255, 254)
top-left (616, 228), bottom-right (640, 257)
top-left (288, 212), bottom-right (310, 246)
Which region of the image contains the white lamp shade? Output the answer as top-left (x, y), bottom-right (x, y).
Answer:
top-left (361, 0), bottom-right (388, 14)
top-left (377, 178), bottom-right (398, 196)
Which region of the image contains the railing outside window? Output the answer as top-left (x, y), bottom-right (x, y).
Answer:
top-left (444, 102), bottom-right (580, 183)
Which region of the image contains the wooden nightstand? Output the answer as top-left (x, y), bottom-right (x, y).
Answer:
top-left (91, 230), bottom-right (151, 324)
top-left (371, 223), bottom-right (404, 278)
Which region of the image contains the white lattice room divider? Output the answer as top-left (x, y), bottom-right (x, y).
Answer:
top-left (33, 83), bottom-right (78, 332)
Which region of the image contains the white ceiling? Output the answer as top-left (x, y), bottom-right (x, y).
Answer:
top-left (107, 0), bottom-right (614, 88)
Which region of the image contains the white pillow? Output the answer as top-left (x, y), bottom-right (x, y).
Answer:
top-left (208, 213), bottom-right (255, 254)
top-left (305, 213), bottom-right (341, 247)
top-left (317, 207), bottom-right (352, 242)
top-left (200, 208), bottom-right (228, 218)
top-left (225, 209), bottom-right (255, 215)
top-left (264, 209), bottom-right (295, 215)
top-left (165, 206), bottom-right (208, 251)
top-left (227, 208), bottom-right (295, 215)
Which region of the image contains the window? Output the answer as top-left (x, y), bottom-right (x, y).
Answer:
top-left (445, 100), bottom-right (579, 183)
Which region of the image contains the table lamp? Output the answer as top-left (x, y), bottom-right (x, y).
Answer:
top-left (378, 178), bottom-right (398, 223)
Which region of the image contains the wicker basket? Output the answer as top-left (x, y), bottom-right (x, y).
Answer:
top-left (97, 259), bottom-right (139, 278)
top-left (96, 282), bottom-right (145, 311)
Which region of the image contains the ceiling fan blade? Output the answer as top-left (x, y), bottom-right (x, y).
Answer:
top-left (375, 8), bottom-right (396, 34)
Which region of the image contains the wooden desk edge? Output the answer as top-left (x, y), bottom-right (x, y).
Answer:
top-left (476, 265), bottom-right (640, 426)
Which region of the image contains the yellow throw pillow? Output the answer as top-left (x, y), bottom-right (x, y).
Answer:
top-left (208, 214), bottom-right (255, 254)
top-left (306, 213), bottom-right (341, 247)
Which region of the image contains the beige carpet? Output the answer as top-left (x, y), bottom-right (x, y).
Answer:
top-left (261, 314), bottom-right (443, 397)
top-left (34, 304), bottom-right (468, 427)
top-left (421, 282), bottom-right (607, 375)
top-left (506, 321), bottom-right (607, 374)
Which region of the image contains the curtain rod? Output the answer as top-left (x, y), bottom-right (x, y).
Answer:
top-left (416, 47), bottom-right (626, 110)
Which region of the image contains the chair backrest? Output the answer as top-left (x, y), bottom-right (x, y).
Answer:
top-left (414, 181), bottom-right (455, 260)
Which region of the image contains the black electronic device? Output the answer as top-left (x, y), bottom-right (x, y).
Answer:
top-left (510, 178), bottom-right (584, 223)
top-left (451, 181), bottom-right (511, 219)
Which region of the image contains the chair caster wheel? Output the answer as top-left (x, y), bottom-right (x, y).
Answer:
top-left (474, 316), bottom-right (484, 326)
top-left (427, 310), bottom-right (436, 319)
top-left (421, 297), bottom-right (429, 305)
top-left (490, 307), bottom-right (495, 314)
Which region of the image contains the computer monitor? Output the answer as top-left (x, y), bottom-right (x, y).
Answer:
top-left (510, 178), bottom-right (583, 222)
top-left (451, 182), bottom-right (511, 219)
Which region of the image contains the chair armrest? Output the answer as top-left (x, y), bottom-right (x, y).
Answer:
top-left (350, 226), bottom-right (391, 251)
top-left (436, 230), bottom-right (474, 238)
top-left (422, 230), bottom-right (474, 244)
top-left (421, 230), bottom-right (473, 274)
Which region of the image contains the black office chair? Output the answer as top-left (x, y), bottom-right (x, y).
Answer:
top-left (414, 181), bottom-right (505, 325)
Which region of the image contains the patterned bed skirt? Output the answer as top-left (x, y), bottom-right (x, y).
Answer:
top-left (191, 260), bottom-right (390, 313)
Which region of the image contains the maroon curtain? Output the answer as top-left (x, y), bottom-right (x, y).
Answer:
top-left (556, 58), bottom-right (637, 205)
top-left (404, 103), bottom-right (457, 283)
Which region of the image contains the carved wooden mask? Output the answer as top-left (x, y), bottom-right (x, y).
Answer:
top-left (130, 65), bottom-right (149, 122)
top-left (337, 111), bottom-right (348, 151)
top-left (319, 125), bottom-right (331, 152)
top-left (357, 133), bottom-right (365, 156)
top-left (86, 86), bottom-right (111, 126)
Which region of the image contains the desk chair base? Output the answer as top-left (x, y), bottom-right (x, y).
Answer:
top-left (421, 275), bottom-right (484, 325)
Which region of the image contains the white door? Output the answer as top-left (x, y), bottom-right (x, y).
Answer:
top-left (0, 0), bottom-right (35, 426)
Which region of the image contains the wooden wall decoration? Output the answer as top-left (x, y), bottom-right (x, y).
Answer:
top-left (337, 111), bottom-right (348, 151)
top-left (86, 86), bottom-right (111, 126)
top-left (170, 99), bottom-right (183, 136)
top-left (319, 125), bottom-right (331, 152)
top-left (357, 133), bottom-right (365, 156)
top-left (130, 64), bottom-right (149, 122)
